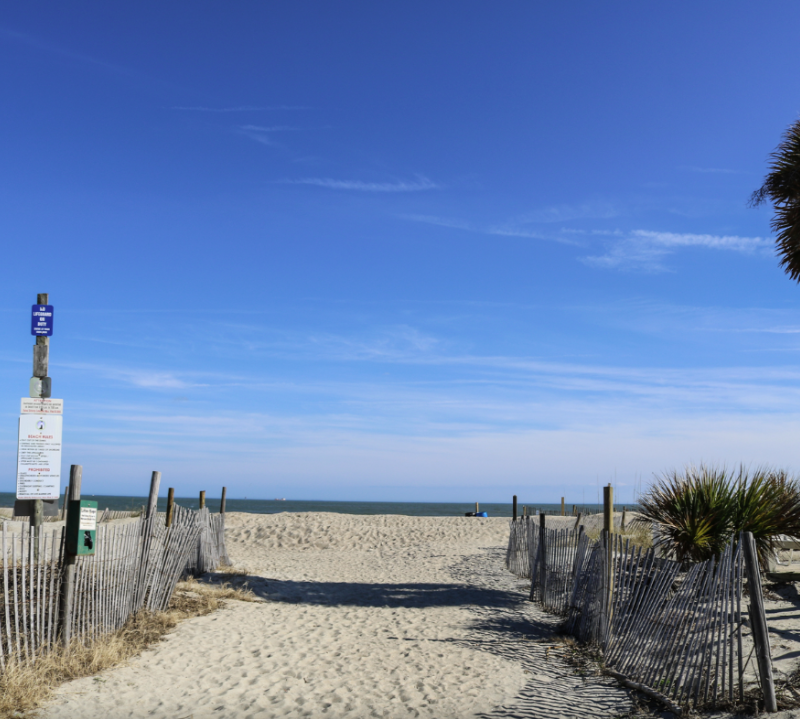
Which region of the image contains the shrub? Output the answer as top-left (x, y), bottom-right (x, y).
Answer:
top-left (637, 465), bottom-right (800, 565)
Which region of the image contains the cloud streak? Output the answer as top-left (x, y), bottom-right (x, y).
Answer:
top-left (401, 214), bottom-right (574, 244)
top-left (582, 230), bottom-right (769, 271)
top-left (283, 176), bottom-right (440, 192)
top-left (171, 105), bottom-right (309, 112)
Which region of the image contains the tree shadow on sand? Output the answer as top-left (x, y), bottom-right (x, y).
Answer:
top-left (200, 572), bottom-right (527, 611)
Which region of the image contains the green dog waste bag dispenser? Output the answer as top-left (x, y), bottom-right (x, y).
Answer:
top-left (66, 500), bottom-right (98, 555)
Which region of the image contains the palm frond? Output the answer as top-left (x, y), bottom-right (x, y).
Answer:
top-left (751, 119), bottom-right (800, 281)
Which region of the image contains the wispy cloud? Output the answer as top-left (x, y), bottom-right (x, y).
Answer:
top-left (401, 214), bottom-right (574, 244)
top-left (59, 361), bottom-right (206, 390)
top-left (283, 176), bottom-right (440, 192)
top-left (582, 230), bottom-right (769, 271)
top-left (238, 124), bottom-right (299, 147)
top-left (1, 27), bottom-right (138, 79)
top-left (682, 166), bottom-right (745, 175)
top-left (240, 125), bottom-right (297, 132)
top-left (171, 105), bottom-right (309, 112)
top-left (511, 202), bottom-right (620, 224)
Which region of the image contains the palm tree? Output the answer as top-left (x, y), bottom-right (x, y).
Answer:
top-left (751, 119), bottom-right (800, 281)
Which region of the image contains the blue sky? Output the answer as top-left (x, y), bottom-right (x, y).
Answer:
top-left (2, 3), bottom-right (800, 503)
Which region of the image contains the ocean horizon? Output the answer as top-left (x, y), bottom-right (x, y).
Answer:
top-left (0, 492), bottom-right (635, 518)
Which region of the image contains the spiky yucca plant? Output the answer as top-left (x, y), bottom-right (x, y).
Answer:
top-left (638, 465), bottom-right (800, 566)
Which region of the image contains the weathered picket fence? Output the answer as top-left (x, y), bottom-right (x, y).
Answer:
top-left (507, 517), bottom-right (773, 712)
top-left (171, 504), bottom-right (231, 575)
top-left (0, 505), bottom-right (228, 669)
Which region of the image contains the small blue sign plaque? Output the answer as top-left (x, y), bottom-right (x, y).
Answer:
top-left (31, 305), bottom-right (54, 336)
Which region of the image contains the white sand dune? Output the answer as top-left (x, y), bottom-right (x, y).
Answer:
top-left (39, 512), bottom-right (634, 719)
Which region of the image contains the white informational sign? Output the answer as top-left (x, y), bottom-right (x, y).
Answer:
top-left (16, 412), bottom-right (63, 500)
top-left (20, 398), bottom-right (63, 415)
top-left (79, 506), bottom-right (97, 531)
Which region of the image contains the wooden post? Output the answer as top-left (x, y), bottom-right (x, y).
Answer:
top-left (539, 512), bottom-right (547, 602)
top-left (30, 293), bottom-right (50, 559)
top-left (199, 490), bottom-right (206, 510)
top-left (165, 488), bottom-right (175, 527)
top-left (742, 531), bottom-right (777, 712)
top-left (475, 501), bottom-right (479, 514)
top-left (572, 504), bottom-right (576, 516)
top-left (146, 472), bottom-right (161, 519)
top-left (603, 484), bottom-right (614, 534)
top-left (220, 486), bottom-right (227, 514)
top-left (59, 464), bottom-right (81, 646)
top-left (621, 506), bottom-right (627, 531)
top-left (603, 484), bottom-right (614, 628)
top-left (512, 495), bottom-right (517, 522)
top-left (60, 485), bottom-right (68, 520)
top-left (561, 497), bottom-right (565, 516)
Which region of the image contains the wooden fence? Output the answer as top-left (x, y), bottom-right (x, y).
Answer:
top-left (0, 505), bottom-right (229, 670)
top-left (507, 518), bottom-right (773, 712)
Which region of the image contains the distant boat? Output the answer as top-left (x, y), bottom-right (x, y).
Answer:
top-left (275, 498), bottom-right (286, 501)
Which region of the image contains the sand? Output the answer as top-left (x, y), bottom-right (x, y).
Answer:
top-left (37, 512), bottom-right (635, 719)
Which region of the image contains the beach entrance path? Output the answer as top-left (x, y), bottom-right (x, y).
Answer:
top-left (39, 512), bottom-right (635, 719)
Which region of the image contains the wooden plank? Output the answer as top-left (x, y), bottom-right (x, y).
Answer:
top-left (743, 531), bottom-right (777, 712)
top-left (12, 534), bottom-right (21, 658)
top-left (47, 529), bottom-right (58, 651)
top-left (648, 562), bottom-right (705, 695)
top-left (675, 554), bottom-right (718, 705)
top-left (3, 523), bottom-right (12, 662)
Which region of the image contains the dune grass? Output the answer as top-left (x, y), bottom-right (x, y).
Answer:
top-left (0, 575), bottom-right (256, 718)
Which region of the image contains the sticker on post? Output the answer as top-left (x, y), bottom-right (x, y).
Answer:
top-left (20, 398), bottom-right (63, 415)
top-left (79, 506), bottom-right (97, 531)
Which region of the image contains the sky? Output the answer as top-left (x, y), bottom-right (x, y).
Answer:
top-left (2, 3), bottom-right (800, 504)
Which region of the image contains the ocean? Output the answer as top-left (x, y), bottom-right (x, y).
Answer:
top-left (0, 492), bottom-right (621, 517)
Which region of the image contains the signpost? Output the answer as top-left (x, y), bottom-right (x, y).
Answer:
top-left (15, 294), bottom-right (62, 558)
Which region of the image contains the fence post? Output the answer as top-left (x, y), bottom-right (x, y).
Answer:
top-left (146, 472), bottom-right (161, 519)
top-left (603, 484), bottom-right (614, 630)
top-left (539, 512), bottom-right (547, 603)
top-left (561, 497), bottom-right (565, 516)
top-left (59, 464), bottom-right (81, 647)
top-left (199, 491), bottom-right (206, 510)
top-left (220, 486), bottom-right (227, 514)
top-left (742, 531), bottom-right (777, 712)
top-left (166, 487), bottom-right (175, 527)
top-left (603, 484), bottom-right (614, 534)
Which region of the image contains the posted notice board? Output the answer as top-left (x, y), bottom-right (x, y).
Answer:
top-left (16, 411), bottom-right (62, 500)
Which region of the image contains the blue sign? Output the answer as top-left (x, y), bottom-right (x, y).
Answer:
top-left (31, 305), bottom-right (54, 336)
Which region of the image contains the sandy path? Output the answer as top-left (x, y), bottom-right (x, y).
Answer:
top-left (38, 512), bottom-right (634, 719)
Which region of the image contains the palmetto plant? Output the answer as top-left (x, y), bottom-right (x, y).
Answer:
top-left (637, 465), bottom-right (800, 566)
top-left (751, 119), bottom-right (800, 281)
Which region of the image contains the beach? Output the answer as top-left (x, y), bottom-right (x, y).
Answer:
top-left (34, 511), bottom-right (634, 719)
